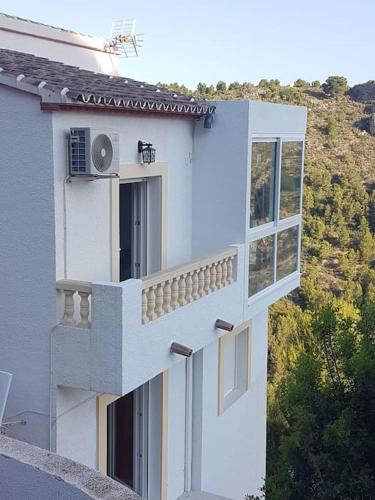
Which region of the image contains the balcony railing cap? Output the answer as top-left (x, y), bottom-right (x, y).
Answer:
top-left (142, 246), bottom-right (237, 290)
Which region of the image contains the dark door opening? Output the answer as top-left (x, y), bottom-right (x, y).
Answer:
top-left (107, 386), bottom-right (148, 496)
top-left (107, 391), bottom-right (134, 488)
top-left (119, 181), bottom-right (147, 281)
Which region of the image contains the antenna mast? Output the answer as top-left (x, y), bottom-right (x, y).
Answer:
top-left (104, 19), bottom-right (143, 57)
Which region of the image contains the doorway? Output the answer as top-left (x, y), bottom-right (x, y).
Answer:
top-left (119, 181), bottom-right (147, 281)
top-left (107, 385), bottom-right (148, 496)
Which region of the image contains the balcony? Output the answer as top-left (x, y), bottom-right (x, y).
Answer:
top-left (52, 245), bottom-right (246, 396)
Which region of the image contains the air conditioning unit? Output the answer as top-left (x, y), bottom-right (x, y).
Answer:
top-left (69, 128), bottom-right (119, 177)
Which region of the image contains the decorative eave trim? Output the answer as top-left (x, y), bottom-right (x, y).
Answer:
top-left (75, 93), bottom-right (215, 115)
top-left (40, 101), bottom-right (212, 119)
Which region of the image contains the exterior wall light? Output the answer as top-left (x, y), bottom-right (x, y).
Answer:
top-left (170, 342), bottom-right (193, 357)
top-left (215, 319), bottom-right (234, 332)
top-left (138, 140), bottom-right (156, 164)
top-left (204, 112), bottom-right (214, 129)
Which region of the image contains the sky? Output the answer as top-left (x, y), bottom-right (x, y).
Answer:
top-left (1, 0), bottom-right (374, 88)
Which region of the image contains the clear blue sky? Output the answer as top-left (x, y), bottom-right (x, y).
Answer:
top-left (1, 0), bottom-right (374, 88)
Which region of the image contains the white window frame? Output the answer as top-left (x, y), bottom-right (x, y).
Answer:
top-left (248, 136), bottom-right (305, 300)
top-left (218, 322), bottom-right (251, 415)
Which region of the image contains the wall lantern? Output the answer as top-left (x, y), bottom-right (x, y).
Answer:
top-left (204, 111), bottom-right (214, 129)
top-left (138, 140), bottom-right (156, 164)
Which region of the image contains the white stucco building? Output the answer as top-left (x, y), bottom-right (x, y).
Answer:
top-left (0, 13), bottom-right (307, 500)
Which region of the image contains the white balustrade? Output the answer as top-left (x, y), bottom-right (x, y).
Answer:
top-left (56, 280), bottom-right (92, 328)
top-left (56, 247), bottom-right (237, 328)
top-left (141, 247), bottom-right (237, 324)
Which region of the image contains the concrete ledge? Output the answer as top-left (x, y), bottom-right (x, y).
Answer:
top-left (0, 435), bottom-right (140, 499)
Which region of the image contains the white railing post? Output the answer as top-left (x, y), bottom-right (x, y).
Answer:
top-left (62, 290), bottom-right (75, 326)
top-left (163, 280), bottom-right (173, 313)
top-left (78, 291), bottom-right (91, 328)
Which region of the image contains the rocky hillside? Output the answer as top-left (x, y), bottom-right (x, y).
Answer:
top-left (163, 80), bottom-right (375, 295)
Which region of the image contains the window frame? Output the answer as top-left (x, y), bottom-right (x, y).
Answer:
top-left (218, 322), bottom-right (252, 415)
top-left (249, 140), bottom-right (278, 228)
top-left (248, 136), bottom-right (305, 300)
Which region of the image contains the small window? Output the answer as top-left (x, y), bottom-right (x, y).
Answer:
top-left (218, 324), bottom-right (251, 415)
top-left (248, 235), bottom-right (275, 296)
top-left (250, 142), bottom-right (277, 227)
top-left (277, 226), bottom-right (299, 280)
top-left (280, 141), bottom-right (303, 219)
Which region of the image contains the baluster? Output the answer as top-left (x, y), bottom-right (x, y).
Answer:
top-left (178, 274), bottom-right (187, 306)
top-left (142, 290), bottom-right (149, 324)
top-left (78, 291), bottom-right (91, 328)
top-left (227, 256), bottom-right (234, 284)
top-left (147, 286), bottom-right (157, 321)
top-left (222, 258), bottom-right (228, 286)
top-left (210, 264), bottom-right (217, 292)
top-left (171, 278), bottom-right (179, 310)
top-left (163, 280), bottom-right (173, 314)
top-left (185, 273), bottom-right (193, 303)
top-left (198, 267), bottom-right (205, 297)
top-left (204, 266), bottom-right (211, 295)
top-left (192, 271), bottom-right (199, 300)
top-left (155, 284), bottom-right (164, 318)
top-left (62, 289), bottom-right (75, 325)
top-left (216, 260), bottom-right (223, 289)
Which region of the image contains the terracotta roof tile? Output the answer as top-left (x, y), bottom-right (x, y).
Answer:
top-left (0, 48), bottom-right (214, 116)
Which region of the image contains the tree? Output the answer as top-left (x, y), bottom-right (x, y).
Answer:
top-left (216, 80), bottom-right (227, 92)
top-left (258, 79), bottom-right (269, 88)
top-left (294, 78), bottom-right (310, 87)
top-left (266, 297), bottom-right (375, 499)
top-left (228, 81), bottom-right (241, 91)
top-left (322, 76), bottom-right (348, 96)
top-left (196, 82), bottom-right (208, 95)
top-left (311, 80), bottom-right (321, 88)
top-left (269, 79), bottom-right (281, 88)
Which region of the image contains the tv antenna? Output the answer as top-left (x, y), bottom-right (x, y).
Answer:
top-left (104, 19), bottom-right (143, 57)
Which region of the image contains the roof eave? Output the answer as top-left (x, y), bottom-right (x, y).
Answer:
top-left (40, 101), bottom-right (212, 119)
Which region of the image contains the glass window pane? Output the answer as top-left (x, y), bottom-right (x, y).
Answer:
top-left (280, 141), bottom-right (303, 219)
top-left (250, 142), bottom-right (277, 227)
top-left (248, 235), bottom-right (275, 296)
top-left (277, 226), bottom-right (299, 280)
top-left (223, 336), bottom-right (236, 396)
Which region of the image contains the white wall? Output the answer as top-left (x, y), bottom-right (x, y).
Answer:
top-left (52, 111), bottom-right (195, 283)
top-left (167, 361), bottom-right (187, 500)
top-left (0, 13), bottom-right (119, 74)
top-left (192, 101), bottom-right (249, 258)
top-left (0, 86), bottom-right (55, 450)
top-left (55, 387), bottom-right (97, 468)
top-left (194, 310), bottom-right (269, 499)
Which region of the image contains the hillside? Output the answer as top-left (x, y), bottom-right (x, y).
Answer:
top-left (162, 79), bottom-right (375, 498)
top-left (161, 80), bottom-right (375, 296)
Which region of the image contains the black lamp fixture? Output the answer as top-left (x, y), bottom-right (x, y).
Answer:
top-left (138, 140), bottom-right (156, 164)
top-left (204, 111), bottom-right (214, 129)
